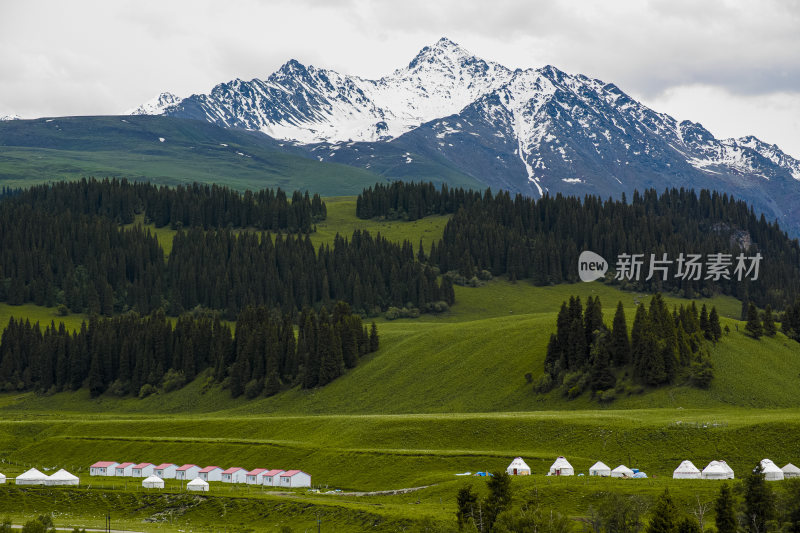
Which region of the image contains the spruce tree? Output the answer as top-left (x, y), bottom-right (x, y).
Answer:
top-left (745, 302), bottom-right (763, 339)
top-left (709, 307), bottom-right (723, 341)
top-left (369, 322), bottom-right (379, 352)
top-left (590, 334), bottom-right (616, 392)
top-left (744, 463), bottom-right (775, 533)
top-left (610, 301), bottom-right (631, 366)
top-left (762, 305), bottom-right (777, 337)
top-left (714, 484), bottom-right (737, 533)
top-left (699, 304), bottom-right (711, 339)
top-left (455, 485), bottom-right (478, 530)
top-left (484, 471), bottom-right (512, 531)
top-left (646, 489), bottom-right (679, 533)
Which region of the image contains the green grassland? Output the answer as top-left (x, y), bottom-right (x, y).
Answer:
top-left (2, 193), bottom-right (800, 530)
top-left (0, 115), bottom-right (384, 194)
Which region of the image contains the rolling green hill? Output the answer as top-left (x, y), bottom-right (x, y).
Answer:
top-left (0, 115), bottom-right (483, 194)
top-left (0, 115), bottom-right (382, 194)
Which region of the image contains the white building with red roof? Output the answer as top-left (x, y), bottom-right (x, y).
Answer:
top-left (90, 461), bottom-right (119, 476)
top-left (245, 468), bottom-right (270, 485)
top-left (175, 464), bottom-right (201, 480)
top-left (131, 463), bottom-right (155, 478)
top-left (279, 470), bottom-right (311, 488)
top-left (154, 463), bottom-right (177, 479)
top-left (262, 469), bottom-right (284, 486)
top-left (198, 466), bottom-right (223, 482)
top-left (221, 467), bottom-right (247, 484)
top-left (114, 462), bottom-right (134, 477)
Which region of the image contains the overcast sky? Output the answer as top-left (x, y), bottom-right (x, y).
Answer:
top-left (1, 0), bottom-right (799, 156)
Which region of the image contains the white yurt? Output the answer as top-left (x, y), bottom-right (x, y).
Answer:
top-left (702, 461), bottom-right (733, 480)
top-left (720, 460), bottom-right (735, 479)
top-left (45, 469), bottom-right (79, 486)
top-left (187, 478), bottom-right (209, 492)
top-left (611, 465), bottom-right (634, 478)
top-left (548, 456), bottom-right (574, 476)
top-left (0, 472), bottom-right (5, 484)
top-left (589, 461), bottom-right (611, 477)
top-left (673, 460), bottom-right (701, 479)
top-left (142, 475), bottom-right (165, 489)
top-left (759, 460), bottom-right (784, 481)
top-left (506, 457), bottom-right (531, 476)
top-left (16, 468), bottom-right (47, 485)
top-left (782, 463), bottom-right (800, 479)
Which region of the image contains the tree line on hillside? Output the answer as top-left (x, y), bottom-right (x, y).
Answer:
top-left (0, 201), bottom-right (453, 317)
top-left (453, 464), bottom-right (800, 533)
top-left (357, 181), bottom-right (483, 220)
top-left (359, 181), bottom-right (800, 310)
top-left (0, 302), bottom-right (377, 398)
top-left (541, 294), bottom-right (718, 400)
top-left (6, 178), bottom-right (326, 231)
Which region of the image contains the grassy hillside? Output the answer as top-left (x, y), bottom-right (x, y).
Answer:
top-left (0, 115), bottom-right (384, 194)
top-left (2, 280), bottom-right (797, 417)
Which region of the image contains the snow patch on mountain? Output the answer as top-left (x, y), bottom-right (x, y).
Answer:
top-left (127, 92), bottom-right (183, 115)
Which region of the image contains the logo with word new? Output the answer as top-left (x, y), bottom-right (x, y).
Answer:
top-left (579, 251), bottom-right (608, 282)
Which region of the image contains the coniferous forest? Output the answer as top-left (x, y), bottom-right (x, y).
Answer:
top-left (0, 179), bottom-right (453, 317)
top-left (3, 178), bottom-right (327, 230)
top-left (0, 302), bottom-right (378, 397)
top-left (541, 294), bottom-right (718, 400)
top-left (359, 181), bottom-right (800, 310)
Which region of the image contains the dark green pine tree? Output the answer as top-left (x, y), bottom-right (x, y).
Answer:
top-left (631, 303), bottom-right (650, 378)
top-left (609, 301), bottom-right (631, 366)
top-left (677, 517), bottom-right (701, 533)
top-left (762, 305), bottom-right (777, 337)
top-left (745, 302), bottom-right (763, 339)
top-left (646, 489), bottom-right (679, 533)
top-left (709, 307), bottom-right (723, 341)
top-left (369, 322), bottom-right (379, 352)
top-left (714, 484), bottom-right (737, 533)
top-left (744, 464), bottom-right (775, 533)
top-left (699, 304), bottom-right (711, 340)
top-left (544, 334), bottom-right (561, 377)
top-left (455, 485), bottom-right (478, 530)
top-left (584, 296), bottom-right (605, 351)
top-left (264, 369), bottom-right (281, 397)
top-left (589, 334), bottom-right (616, 392)
top-left (87, 349), bottom-right (105, 398)
top-left (484, 471), bottom-right (512, 531)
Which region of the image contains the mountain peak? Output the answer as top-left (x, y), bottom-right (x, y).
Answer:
top-left (407, 37), bottom-right (474, 70)
top-left (127, 92), bottom-right (182, 115)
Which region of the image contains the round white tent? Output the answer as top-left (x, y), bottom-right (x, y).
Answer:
top-left (720, 460), bottom-right (735, 479)
top-left (548, 456), bottom-right (574, 476)
top-left (673, 460), bottom-right (701, 479)
top-left (759, 459), bottom-right (784, 481)
top-left (187, 477), bottom-right (209, 492)
top-left (16, 468), bottom-right (47, 485)
top-left (45, 469), bottom-right (79, 486)
top-left (611, 465), bottom-right (634, 478)
top-left (589, 461), bottom-right (611, 477)
top-left (142, 475), bottom-right (165, 489)
top-left (702, 461), bottom-right (733, 480)
top-left (782, 463), bottom-right (800, 479)
top-left (506, 457), bottom-right (531, 476)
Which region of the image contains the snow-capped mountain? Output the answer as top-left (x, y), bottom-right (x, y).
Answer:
top-left (133, 37), bottom-right (800, 235)
top-left (127, 92), bottom-right (183, 116)
top-left (0, 114), bottom-right (21, 121)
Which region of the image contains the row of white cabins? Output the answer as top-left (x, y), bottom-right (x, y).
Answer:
top-left (90, 462), bottom-right (311, 488)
